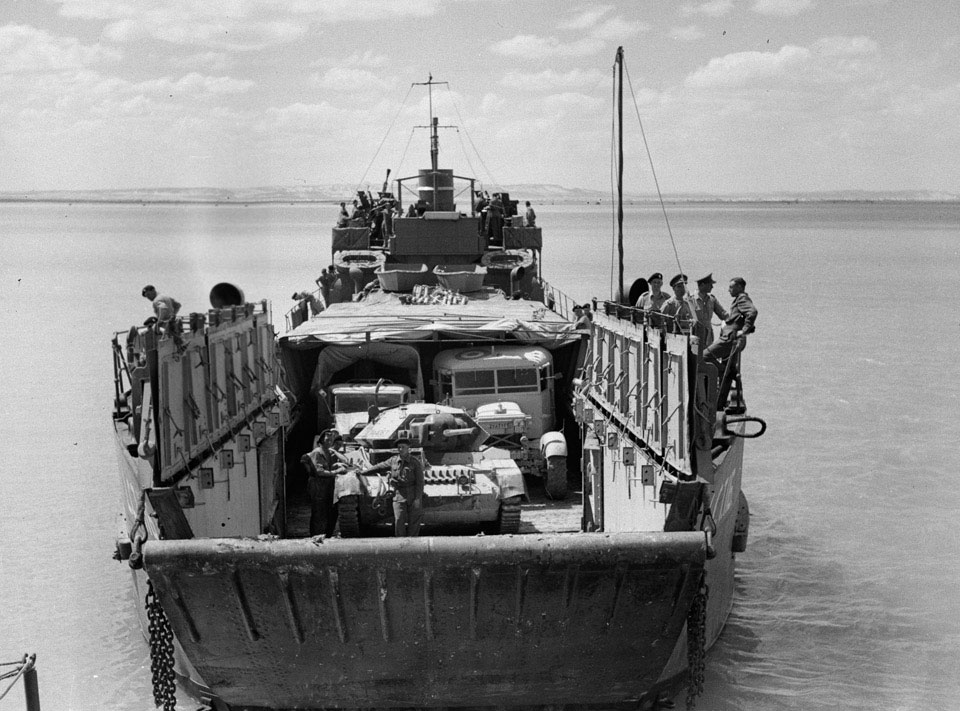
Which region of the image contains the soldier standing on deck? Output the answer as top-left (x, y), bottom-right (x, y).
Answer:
top-left (693, 273), bottom-right (729, 347)
top-left (301, 429), bottom-right (348, 538)
top-left (360, 436), bottom-right (425, 537)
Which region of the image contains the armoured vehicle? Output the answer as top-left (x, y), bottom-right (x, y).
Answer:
top-left (334, 403), bottom-right (524, 536)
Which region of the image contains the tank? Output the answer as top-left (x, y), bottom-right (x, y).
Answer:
top-left (333, 403), bottom-right (525, 536)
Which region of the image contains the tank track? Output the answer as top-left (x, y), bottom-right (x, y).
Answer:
top-left (337, 495), bottom-right (361, 538)
top-left (497, 497), bottom-right (522, 534)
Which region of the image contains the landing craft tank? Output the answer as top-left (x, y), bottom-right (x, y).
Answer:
top-left (334, 403), bottom-right (525, 535)
top-left (112, 65), bottom-right (760, 711)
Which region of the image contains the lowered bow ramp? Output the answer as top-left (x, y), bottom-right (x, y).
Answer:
top-left (144, 533), bottom-right (705, 708)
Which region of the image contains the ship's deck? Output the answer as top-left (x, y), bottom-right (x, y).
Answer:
top-left (286, 478), bottom-right (583, 538)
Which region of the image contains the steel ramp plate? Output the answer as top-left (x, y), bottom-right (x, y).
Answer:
top-left (143, 532), bottom-right (706, 708)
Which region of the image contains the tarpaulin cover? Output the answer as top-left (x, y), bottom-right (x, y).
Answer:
top-left (310, 342), bottom-right (424, 396)
top-left (281, 290), bottom-right (579, 348)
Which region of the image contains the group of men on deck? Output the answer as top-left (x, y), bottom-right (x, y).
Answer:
top-left (634, 272), bottom-right (758, 367)
top-left (300, 429), bottom-right (424, 539)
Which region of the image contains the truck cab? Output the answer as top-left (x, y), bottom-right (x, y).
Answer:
top-left (326, 381), bottom-right (413, 443)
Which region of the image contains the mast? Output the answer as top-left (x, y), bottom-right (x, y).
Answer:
top-left (615, 47), bottom-right (624, 303)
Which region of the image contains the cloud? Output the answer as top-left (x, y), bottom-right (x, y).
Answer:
top-left (310, 50), bottom-right (390, 70)
top-left (490, 35), bottom-right (605, 59)
top-left (101, 15), bottom-right (308, 51)
top-left (54, 0), bottom-right (441, 49)
top-left (499, 68), bottom-right (606, 91)
top-left (558, 6), bottom-right (613, 31)
top-left (135, 72), bottom-right (255, 96)
top-left (751, 0), bottom-right (813, 16)
top-left (680, 0), bottom-right (733, 18)
top-left (0, 24), bottom-right (121, 74)
top-left (592, 16), bottom-right (648, 41)
top-left (671, 25), bottom-right (706, 42)
top-left (170, 51), bottom-right (230, 72)
top-left (310, 67), bottom-right (393, 92)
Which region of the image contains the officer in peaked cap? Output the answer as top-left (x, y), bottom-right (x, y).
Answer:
top-left (693, 273), bottom-right (728, 347)
top-left (660, 274), bottom-right (695, 335)
top-left (635, 272), bottom-right (669, 325)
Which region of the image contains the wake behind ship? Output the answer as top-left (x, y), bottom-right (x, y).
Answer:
top-left (110, 59), bottom-right (760, 710)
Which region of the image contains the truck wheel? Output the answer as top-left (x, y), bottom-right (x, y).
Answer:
top-left (545, 456), bottom-right (568, 500)
top-left (338, 495), bottom-right (361, 538)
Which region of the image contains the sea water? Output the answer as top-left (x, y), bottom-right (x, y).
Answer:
top-left (1, 201), bottom-right (958, 710)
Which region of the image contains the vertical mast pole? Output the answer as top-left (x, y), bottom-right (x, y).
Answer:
top-left (616, 47), bottom-right (624, 303)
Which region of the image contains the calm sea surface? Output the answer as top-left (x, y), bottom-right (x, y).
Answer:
top-left (1, 201), bottom-right (958, 710)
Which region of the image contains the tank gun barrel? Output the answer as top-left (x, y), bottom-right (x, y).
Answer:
top-left (441, 427), bottom-right (476, 438)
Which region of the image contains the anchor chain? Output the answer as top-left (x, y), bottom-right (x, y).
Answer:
top-left (146, 579), bottom-right (177, 711)
top-left (685, 579), bottom-right (708, 711)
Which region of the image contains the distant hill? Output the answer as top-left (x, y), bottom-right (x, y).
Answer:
top-left (0, 185), bottom-right (956, 204)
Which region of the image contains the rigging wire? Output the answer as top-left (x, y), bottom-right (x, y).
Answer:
top-left (394, 127), bottom-right (418, 189)
top-left (355, 83), bottom-right (415, 192)
top-left (623, 62), bottom-right (684, 278)
top-left (454, 128), bottom-right (481, 187)
top-left (443, 85), bottom-right (501, 189)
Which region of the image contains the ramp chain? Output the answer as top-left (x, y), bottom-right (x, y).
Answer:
top-left (685, 578), bottom-right (708, 710)
top-left (146, 579), bottom-right (177, 711)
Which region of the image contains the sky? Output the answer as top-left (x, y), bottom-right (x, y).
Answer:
top-left (1, 0), bottom-right (958, 195)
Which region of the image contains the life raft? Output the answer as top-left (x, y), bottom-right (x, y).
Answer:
top-left (480, 249), bottom-right (534, 271)
top-left (333, 250), bottom-right (387, 274)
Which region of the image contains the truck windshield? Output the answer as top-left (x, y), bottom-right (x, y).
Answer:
top-left (335, 391), bottom-right (406, 412)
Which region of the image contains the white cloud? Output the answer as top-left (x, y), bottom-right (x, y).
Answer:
top-left (310, 67), bottom-right (393, 92)
top-left (55, 0), bottom-right (440, 49)
top-left (558, 6), bottom-right (613, 31)
top-left (671, 25), bottom-right (706, 42)
top-left (490, 35), bottom-right (605, 59)
top-left (500, 68), bottom-right (606, 91)
top-left (686, 45), bottom-right (811, 89)
top-left (592, 16), bottom-right (648, 41)
top-left (0, 24), bottom-right (121, 74)
top-left (751, 0), bottom-right (813, 16)
top-left (170, 51), bottom-right (230, 72)
top-left (680, 0), bottom-right (733, 18)
top-left (136, 72), bottom-right (255, 96)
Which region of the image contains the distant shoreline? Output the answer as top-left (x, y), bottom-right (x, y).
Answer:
top-left (1, 197), bottom-right (958, 206)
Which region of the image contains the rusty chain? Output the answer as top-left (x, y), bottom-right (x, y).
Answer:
top-left (685, 578), bottom-right (708, 711)
top-left (146, 579), bottom-right (177, 711)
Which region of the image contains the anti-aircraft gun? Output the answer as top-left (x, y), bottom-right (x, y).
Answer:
top-left (333, 403), bottom-right (525, 536)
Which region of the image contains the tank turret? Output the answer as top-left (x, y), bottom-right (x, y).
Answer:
top-left (353, 403), bottom-right (489, 453)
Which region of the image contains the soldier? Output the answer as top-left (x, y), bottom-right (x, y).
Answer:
top-left (704, 277), bottom-right (758, 364)
top-left (361, 435), bottom-right (425, 537)
top-left (693, 273), bottom-right (729, 347)
top-left (658, 274), bottom-right (697, 335)
top-left (300, 429), bottom-right (348, 537)
top-left (141, 285), bottom-right (184, 350)
top-left (634, 272), bottom-right (670, 326)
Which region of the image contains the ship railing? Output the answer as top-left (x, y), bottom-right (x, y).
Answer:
top-left (285, 287), bottom-right (326, 331)
top-left (539, 281), bottom-right (580, 321)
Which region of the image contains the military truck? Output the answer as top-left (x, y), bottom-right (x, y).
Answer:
top-left (325, 380), bottom-right (413, 443)
top-left (432, 345), bottom-right (570, 498)
top-left (333, 403), bottom-right (525, 536)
